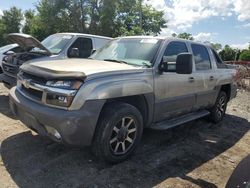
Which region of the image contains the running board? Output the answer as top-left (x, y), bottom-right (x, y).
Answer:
top-left (151, 110), bottom-right (210, 130)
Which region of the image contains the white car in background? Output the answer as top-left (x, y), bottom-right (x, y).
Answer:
top-left (0, 44), bottom-right (23, 73)
top-left (1, 33), bottom-right (112, 88)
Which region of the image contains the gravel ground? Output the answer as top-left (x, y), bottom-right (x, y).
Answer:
top-left (0, 83), bottom-right (249, 188)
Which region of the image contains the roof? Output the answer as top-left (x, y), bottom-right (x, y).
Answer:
top-left (116, 35), bottom-right (166, 40)
top-left (57, 33), bottom-right (113, 40)
top-left (115, 35), bottom-right (212, 47)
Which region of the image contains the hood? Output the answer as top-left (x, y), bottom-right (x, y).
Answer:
top-left (7, 33), bottom-right (51, 55)
top-left (20, 59), bottom-right (142, 80)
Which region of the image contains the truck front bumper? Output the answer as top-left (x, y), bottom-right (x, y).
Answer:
top-left (9, 87), bottom-right (106, 146)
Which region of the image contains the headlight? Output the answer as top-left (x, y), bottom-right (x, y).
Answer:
top-left (45, 80), bottom-right (83, 107)
top-left (2, 56), bottom-right (8, 62)
top-left (46, 80), bottom-right (82, 89)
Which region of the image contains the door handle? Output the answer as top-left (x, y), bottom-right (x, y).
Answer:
top-left (209, 76), bottom-right (214, 81)
top-left (188, 77), bottom-right (195, 82)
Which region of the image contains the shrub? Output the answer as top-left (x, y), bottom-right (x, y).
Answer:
top-left (239, 50), bottom-right (250, 61)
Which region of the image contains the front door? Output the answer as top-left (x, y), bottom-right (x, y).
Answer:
top-left (154, 41), bottom-right (196, 122)
top-left (68, 37), bottom-right (93, 58)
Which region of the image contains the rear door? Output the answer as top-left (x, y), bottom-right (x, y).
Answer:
top-left (191, 44), bottom-right (217, 109)
top-left (154, 41), bottom-right (196, 122)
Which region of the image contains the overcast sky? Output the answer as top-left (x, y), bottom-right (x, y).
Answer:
top-left (0, 0), bottom-right (250, 49)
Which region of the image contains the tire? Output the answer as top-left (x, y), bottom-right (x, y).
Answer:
top-left (209, 91), bottom-right (228, 123)
top-left (92, 102), bottom-right (143, 163)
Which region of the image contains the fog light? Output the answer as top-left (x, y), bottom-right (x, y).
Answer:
top-left (45, 126), bottom-right (62, 140)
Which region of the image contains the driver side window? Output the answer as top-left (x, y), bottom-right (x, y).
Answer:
top-left (163, 41), bottom-right (188, 71)
top-left (68, 37), bottom-right (93, 58)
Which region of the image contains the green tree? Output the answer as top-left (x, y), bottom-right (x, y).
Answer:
top-left (113, 0), bottom-right (166, 37)
top-left (99, 0), bottom-right (117, 36)
top-left (35, 0), bottom-right (71, 39)
top-left (172, 33), bottom-right (177, 37)
top-left (239, 50), bottom-right (250, 61)
top-left (219, 45), bottom-right (237, 61)
top-left (68, 0), bottom-right (88, 33)
top-left (0, 7), bottom-right (23, 45)
top-left (22, 9), bottom-right (46, 41)
top-left (177, 32), bottom-right (194, 40)
top-left (2, 7), bottom-right (23, 34)
top-left (0, 0), bottom-right (167, 45)
top-left (141, 5), bottom-right (167, 35)
top-left (211, 43), bottom-right (222, 52)
top-left (0, 19), bottom-right (5, 46)
top-left (22, 9), bottom-right (35, 34)
top-left (88, 0), bottom-right (101, 34)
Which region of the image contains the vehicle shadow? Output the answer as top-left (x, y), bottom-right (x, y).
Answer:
top-left (1, 114), bottom-right (249, 188)
top-left (0, 95), bottom-right (17, 120)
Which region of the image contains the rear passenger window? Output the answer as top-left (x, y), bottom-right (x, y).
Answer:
top-left (163, 41), bottom-right (188, 71)
top-left (94, 38), bottom-right (110, 49)
top-left (211, 49), bottom-right (226, 68)
top-left (191, 44), bottom-right (211, 70)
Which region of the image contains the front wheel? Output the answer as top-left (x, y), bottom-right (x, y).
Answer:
top-left (92, 102), bottom-right (143, 163)
top-left (209, 91), bottom-right (228, 123)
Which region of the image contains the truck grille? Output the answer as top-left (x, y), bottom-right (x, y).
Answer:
top-left (21, 85), bottom-right (43, 101)
top-left (2, 64), bottom-right (18, 75)
top-left (18, 71), bottom-right (45, 102)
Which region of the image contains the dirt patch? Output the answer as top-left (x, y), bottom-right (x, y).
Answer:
top-left (0, 84), bottom-right (249, 188)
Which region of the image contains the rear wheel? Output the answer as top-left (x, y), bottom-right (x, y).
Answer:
top-left (209, 91), bottom-right (228, 123)
top-left (92, 102), bottom-right (143, 163)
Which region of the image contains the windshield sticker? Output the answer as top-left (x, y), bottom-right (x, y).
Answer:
top-left (140, 39), bottom-right (158, 44)
top-left (62, 36), bottom-right (72, 39)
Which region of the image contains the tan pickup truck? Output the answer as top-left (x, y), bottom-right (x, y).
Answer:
top-left (9, 36), bottom-right (237, 163)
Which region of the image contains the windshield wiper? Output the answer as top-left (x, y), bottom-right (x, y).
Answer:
top-left (103, 59), bottom-right (129, 65)
top-left (141, 62), bottom-right (151, 68)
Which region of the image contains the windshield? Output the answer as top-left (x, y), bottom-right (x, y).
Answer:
top-left (0, 44), bottom-right (17, 54)
top-left (32, 34), bottom-right (73, 54)
top-left (91, 38), bottom-right (161, 67)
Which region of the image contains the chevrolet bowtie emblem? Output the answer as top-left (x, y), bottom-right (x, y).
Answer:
top-left (23, 79), bottom-right (31, 89)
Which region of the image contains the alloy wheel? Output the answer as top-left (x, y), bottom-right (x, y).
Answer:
top-left (216, 95), bottom-right (226, 119)
top-left (109, 117), bottom-right (137, 155)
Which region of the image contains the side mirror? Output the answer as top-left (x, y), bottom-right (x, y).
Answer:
top-left (91, 49), bottom-right (96, 54)
top-left (158, 58), bottom-right (168, 72)
top-left (158, 56), bottom-right (176, 72)
top-left (176, 53), bottom-right (193, 74)
top-left (4, 50), bottom-right (15, 55)
top-left (69, 48), bottom-right (79, 58)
